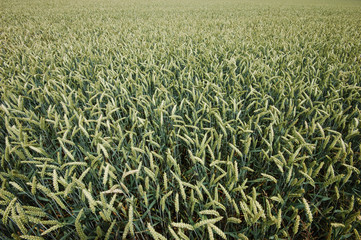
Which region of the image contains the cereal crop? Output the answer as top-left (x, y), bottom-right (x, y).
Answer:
top-left (1, 0), bottom-right (361, 239)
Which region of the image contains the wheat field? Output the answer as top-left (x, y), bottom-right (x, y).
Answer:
top-left (1, 0), bottom-right (361, 239)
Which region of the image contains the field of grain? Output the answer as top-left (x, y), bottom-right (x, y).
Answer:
top-left (1, 0), bottom-right (361, 239)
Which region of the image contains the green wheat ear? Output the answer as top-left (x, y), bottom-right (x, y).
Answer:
top-left (104, 220), bottom-right (116, 240)
top-left (75, 209), bottom-right (88, 240)
top-left (19, 236), bottom-right (45, 240)
top-left (302, 198), bottom-right (313, 223)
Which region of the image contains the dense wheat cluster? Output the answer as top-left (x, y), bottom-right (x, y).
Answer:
top-left (1, 0), bottom-right (361, 239)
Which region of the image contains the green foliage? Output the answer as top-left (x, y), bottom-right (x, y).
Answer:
top-left (1, 0), bottom-right (361, 239)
